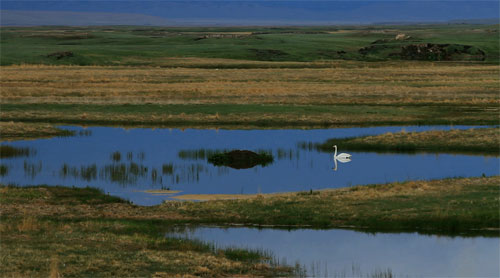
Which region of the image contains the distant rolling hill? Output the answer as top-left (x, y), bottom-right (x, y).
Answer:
top-left (1, 1), bottom-right (499, 26)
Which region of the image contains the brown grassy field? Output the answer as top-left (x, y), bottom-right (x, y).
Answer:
top-left (1, 61), bottom-right (498, 106)
top-left (1, 59), bottom-right (498, 127)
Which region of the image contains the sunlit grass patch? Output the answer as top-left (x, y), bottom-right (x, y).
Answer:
top-left (0, 122), bottom-right (74, 141)
top-left (315, 127), bottom-right (500, 154)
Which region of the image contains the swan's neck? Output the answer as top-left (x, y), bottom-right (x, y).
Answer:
top-left (334, 145), bottom-right (337, 157)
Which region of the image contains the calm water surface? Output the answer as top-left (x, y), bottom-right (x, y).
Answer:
top-left (1, 125), bottom-right (498, 205)
top-left (167, 226), bottom-right (500, 278)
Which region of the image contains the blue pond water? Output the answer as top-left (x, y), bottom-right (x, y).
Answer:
top-left (0, 125), bottom-right (498, 205)
top-left (167, 226), bottom-right (500, 277)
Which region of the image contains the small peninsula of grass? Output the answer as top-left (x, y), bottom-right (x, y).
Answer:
top-left (2, 177), bottom-right (498, 234)
top-left (316, 128), bottom-right (500, 154)
top-left (0, 121), bottom-right (74, 141)
top-left (168, 176), bottom-right (500, 234)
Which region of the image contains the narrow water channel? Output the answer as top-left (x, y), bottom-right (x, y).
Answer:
top-left (1, 125), bottom-right (498, 205)
top-left (166, 226), bottom-right (500, 277)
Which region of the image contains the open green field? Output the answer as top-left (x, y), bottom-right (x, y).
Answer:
top-left (1, 25), bottom-right (499, 65)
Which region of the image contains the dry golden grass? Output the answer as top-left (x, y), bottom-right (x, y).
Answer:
top-left (0, 198), bottom-right (186, 220)
top-left (171, 176), bottom-right (497, 205)
top-left (1, 61), bottom-right (498, 106)
top-left (0, 122), bottom-right (73, 141)
top-left (141, 189), bottom-right (182, 194)
top-left (354, 128), bottom-right (499, 148)
top-left (172, 193), bottom-right (261, 201)
top-left (49, 256), bottom-right (61, 278)
top-left (321, 127), bottom-right (500, 153)
top-left (0, 109), bottom-right (421, 127)
top-left (16, 216), bottom-right (42, 232)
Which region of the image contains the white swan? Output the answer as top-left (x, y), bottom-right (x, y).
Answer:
top-left (333, 145), bottom-right (351, 171)
top-left (334, 145), bottom-right (351, 160)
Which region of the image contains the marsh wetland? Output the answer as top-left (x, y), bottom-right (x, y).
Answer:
top-left (1, 24), bottom-right (499, 277)
top-left (1, 124), bottom-right (499, 276)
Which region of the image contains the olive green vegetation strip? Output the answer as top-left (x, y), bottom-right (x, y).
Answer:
top-left (0, 186), bottom-right (294, 278)
top-left (1, 103), bottom-right (498, 127)
top-left (1, 177), bottom-right (499, 236)
top-left (316, 127), bottom-right (500, 154)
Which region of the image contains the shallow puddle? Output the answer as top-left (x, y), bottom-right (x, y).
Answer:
top-left (0, 125), bottom-right (498, 205)
top-left (166, 226), bottom-right (500, 277)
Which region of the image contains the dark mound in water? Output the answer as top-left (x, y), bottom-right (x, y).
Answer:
top-left (208, 150), bottom-right (273, 169)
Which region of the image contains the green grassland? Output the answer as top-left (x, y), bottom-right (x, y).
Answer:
top-left (1, 24), bottom-right (498, 65)
top-left (1, 103), bottom-right (497, 127)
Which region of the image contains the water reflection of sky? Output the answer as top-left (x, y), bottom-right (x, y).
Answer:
top-left (0, 125), bottom-right (498, 205)
top-left (167, 227), bottom-right (500, 278)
